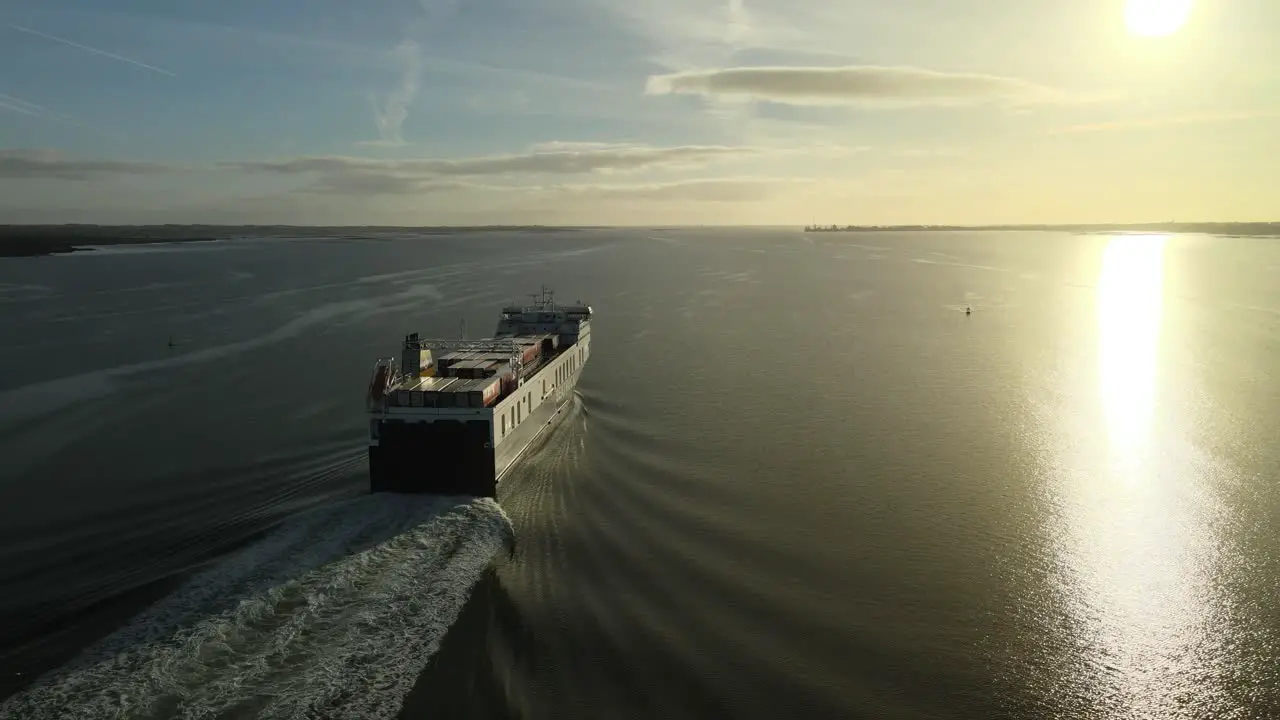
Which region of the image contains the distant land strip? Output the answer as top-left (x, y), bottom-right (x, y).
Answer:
top-left (802, 222), bottom-right (1280, 236)
top-left (0, 225), bottom-right (587, 257)
top-left (2, 222), bottom-right (1277, 257)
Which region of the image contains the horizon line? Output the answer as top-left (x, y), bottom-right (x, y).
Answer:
top-left (2, 221), bottom-right (1279, 230)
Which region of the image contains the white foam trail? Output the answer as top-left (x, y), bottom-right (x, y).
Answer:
top-left (0, 494), bottom-right (514, 720)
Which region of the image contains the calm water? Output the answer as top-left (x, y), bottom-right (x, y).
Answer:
top-left (1, 228), bottom-right (1279, 718)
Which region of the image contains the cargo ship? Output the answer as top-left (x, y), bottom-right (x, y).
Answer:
top-left (365, 287), bottom-right (592, 496)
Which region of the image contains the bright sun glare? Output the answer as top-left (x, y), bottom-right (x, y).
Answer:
top-left (1126, 0), bottom-right (1195, 37)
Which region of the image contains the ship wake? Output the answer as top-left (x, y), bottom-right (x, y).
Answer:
top-left (0, 494), bottom-right (514, 720)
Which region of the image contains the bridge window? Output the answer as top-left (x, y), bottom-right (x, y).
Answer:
top-left (501, 414), bottom-right (507, 436)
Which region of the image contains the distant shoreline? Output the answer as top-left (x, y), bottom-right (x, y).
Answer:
top-left (0, 234), bottom-right (219, 258)
top-left (801, 222), bottom-right (1280, 236)
top-left (4, 222), bottom-right (1277, 257)
top-left (0, 225), bottom-right (586, 257)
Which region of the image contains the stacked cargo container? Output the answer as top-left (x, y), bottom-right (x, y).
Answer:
top-left (384, 332), bottom-right (570, 411)
top-left (387, 371), bottom-right (505, 408)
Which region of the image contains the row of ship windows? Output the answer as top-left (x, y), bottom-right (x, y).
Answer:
top-left (500, 346), bottom-right (586, 438)
top-left (501, 394), bottom-right (530, 437)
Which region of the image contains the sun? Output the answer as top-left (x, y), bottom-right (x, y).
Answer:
top-left (1125, 0), bottom-right (1194, 37)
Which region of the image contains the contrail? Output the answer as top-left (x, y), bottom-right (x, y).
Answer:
top-left (0, 99), bottom-right (41, 117)
top-left (8, 23), bottom-right (176, 76)
top-left (0, 92), bottom-right (61, 116)
top-left (0, 90), bottom-right (129, 141)
top-left (0, 93), bottom-right (43, 117)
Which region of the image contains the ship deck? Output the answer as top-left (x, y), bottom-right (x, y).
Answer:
top-left (389, 340), bottom-right (571, 402)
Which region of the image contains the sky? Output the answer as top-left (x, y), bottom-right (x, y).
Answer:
top-left (0, 0), bottom-right (1277, 225)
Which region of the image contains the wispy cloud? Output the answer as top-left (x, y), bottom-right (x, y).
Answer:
top-left (302, 174), bottom-right (473, 196)
top-left (7, 23), bottom-right (176, 76)
top-left (646, 65), bottom-right (1066, 107)
top-left (225, 143), bottom-right (755, 195)
top-left (1050, 110), bottom-right (1280, 135)
top-left (554, 176), bottom-right (809, 202)
top-left (372, 40), bottom-right (423, 145)
top-left (364, 0), bottom-right (473, 146)
top-left (227, 142), bottom-right (747, 175)
top-left (0, 149), bottom-right (170, 179)
top-left (422, 144), bottom-right (752, 175)
top-left (526, 141), bottom-right (628, 153)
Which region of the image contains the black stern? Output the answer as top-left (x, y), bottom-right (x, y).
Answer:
top-left (369, 419), bottom-right (497, 497)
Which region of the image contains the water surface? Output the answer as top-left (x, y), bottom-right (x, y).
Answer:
top-left (2, 228), bottom-right (1279, 718)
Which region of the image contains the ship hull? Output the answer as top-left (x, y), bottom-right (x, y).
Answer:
top-left (368, 418), bottom-right (498, 496)
top-left (494, 371), bottom-right (578, 483)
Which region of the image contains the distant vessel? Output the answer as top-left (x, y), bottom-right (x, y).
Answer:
top-left (365, 287), bottom-right (592, 496)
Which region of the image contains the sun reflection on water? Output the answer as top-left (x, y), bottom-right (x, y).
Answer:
top-left (1047, 234), bottom-right (1227, 715)
top-left (1097, 234), bottom-right (1166, 473)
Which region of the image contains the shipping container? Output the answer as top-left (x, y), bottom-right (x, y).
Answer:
top-left (459, 379), bottom-right (484, 407)
top-left (438, 390), bottom-right (457, 408)
top-left (500, 373), bottom-right (519, 395)
top-left (460, 376), bottom-right (489, 408)
top-left (439, 352), bottom-right (481, 375)
top-left (442, 360), bottom-right (465, 378)
top-left (427, 378), bottom-right (455, 405)
top-left (456, 360), bottom-right (494, 378)
top-left (478, 376), bottom-right (503, 406)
